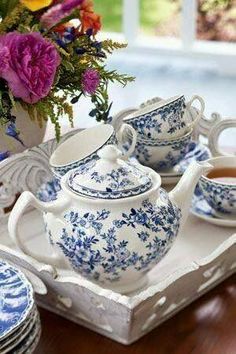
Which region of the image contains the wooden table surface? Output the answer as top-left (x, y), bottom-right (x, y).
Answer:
top-left (35, 274), bottom-right (236, 354)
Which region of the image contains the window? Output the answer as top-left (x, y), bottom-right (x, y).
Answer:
top-left (97, 0), bottom-right (236, 75)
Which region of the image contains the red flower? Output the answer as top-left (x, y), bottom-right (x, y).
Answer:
top-left (79, 0), bottom-right (101, 34)
top-left (80, 10), bottom-right (101, 34)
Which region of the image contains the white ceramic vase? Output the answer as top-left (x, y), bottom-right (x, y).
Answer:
top-left (0, 103), bottom-right (46, 154)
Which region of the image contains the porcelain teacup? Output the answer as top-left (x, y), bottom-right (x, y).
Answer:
top-left (131, 129), bottom-right (192, 171)
top-left (50, 124), bottom-right (136, 179)
top-left (198, 156), bottom-right (236, 216)
top-left (116, 94), bottom-right (205, 140)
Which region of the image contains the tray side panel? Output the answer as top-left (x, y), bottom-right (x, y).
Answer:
top-left (0, 246), bottom-right (133, 344)
top-left (129, 241), bottom-right (236, 344)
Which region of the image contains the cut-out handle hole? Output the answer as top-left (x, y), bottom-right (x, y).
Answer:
top-left (142, 313), bottom-right (157, 331)
top-left (154, 296), bottom-right (167, 308)
top-left (57, 295), bottom-right (72, 308)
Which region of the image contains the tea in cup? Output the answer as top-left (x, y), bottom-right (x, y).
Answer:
top-left (119, 94), bottom-right (205, 140)
top-left (198, 156), bottom-right (236, 216)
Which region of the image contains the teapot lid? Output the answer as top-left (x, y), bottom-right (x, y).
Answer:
top-left (67, 145), bottom-right (153, 199)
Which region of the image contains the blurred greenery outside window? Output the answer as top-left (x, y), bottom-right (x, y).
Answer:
top-left (94, 0), bottom-right (236, 42)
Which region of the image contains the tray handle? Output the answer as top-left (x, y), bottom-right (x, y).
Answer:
top-left (208, 119), bottom-right (236, 157)
top-left (8, 191), bottom-right (69, 270)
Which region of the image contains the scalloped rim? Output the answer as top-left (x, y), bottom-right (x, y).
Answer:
top-left (0, 260), bottom-right (34, 340)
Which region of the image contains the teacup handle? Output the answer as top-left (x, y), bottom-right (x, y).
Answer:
top-left (111, 108), bottom-right (137, 132)
top-left (117, 123), bottom-right (137, 158)
top-left (186, 95), bottom-right (205, 128)
top-left (208, 119), bottom-right (236, 157)
top-left (8, 191), bottom-right (70, 270)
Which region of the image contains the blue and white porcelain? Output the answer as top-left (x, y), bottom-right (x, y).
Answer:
top-left (177, 141), bottom-right (211, 174)
top-left (67, 147), bottom-right (153, 199)
top-left (37, 178), bottom-right (61, 202)
top-left (12, 315), bottom-right (41, 354)
top-left (122, 94), bottom-right (205, 140)
top-left (9, 145), bottom-right (212, 294)
top-left (191, 189), bottom-right (236, 228)
top-left (0, 307), bottom-right (36, 351)
top-left (0, 309), bottom-right (39, 353)
top-left (0, 260), bottom-right (34, 340)
top-left (160, 141), bottom-right (211, 185)
top-left (50, 124), bottom-right (137, 179)
top-left (133, 129), bottom-right (192, 171)
top-left (198, 156), bottom-right (236, 216)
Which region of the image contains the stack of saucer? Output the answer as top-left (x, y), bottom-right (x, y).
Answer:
top-left (122, 94), bottom-right (205, 172)
top-left (0, 260), bottom-right (41, 354)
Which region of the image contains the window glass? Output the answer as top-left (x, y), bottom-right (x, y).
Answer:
top-left (94, 0), bottom-right (123, 33)
top-left (140, 0), bottom-right (182, 38)
top-left (197, 0), bottom-right (236, 42)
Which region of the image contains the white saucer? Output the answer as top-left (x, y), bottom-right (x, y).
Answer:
top-left (191, 191), bottom-right (236, 228)
top-left (160, 141), bottom-right (211, 185)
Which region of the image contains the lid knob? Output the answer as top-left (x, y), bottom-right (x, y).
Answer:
top-left (97, 145), bottom-right (122, 162)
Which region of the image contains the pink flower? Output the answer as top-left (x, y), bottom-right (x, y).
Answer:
top-left (0, 45), bottom-right (10, 73)
top-left (0, 32), bottom-right (60, 104)
top-left (82, 68), bottom-right (100, 95)
top-left (41, 0), bottom-right (84, 29)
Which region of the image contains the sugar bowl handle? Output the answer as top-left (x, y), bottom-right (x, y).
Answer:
top-left (186, 95), bottom-right (205, 127)
top-left (112, 108), bottom-right (137, 132)
top-left (112, 108), bottom-right (138, 158)
top-left (8, 191), bottom-right (70, 268)
top-left (117, 123), bottom-right (137, 158)
top-left (208, 119), bottom-right (236, 157)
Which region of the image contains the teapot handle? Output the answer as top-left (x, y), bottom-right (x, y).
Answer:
top-left (208, 119), bottom-right (236, 157)
top-left (186, 95), bottom-right (205, 128)
top-left (8, 191), bottom-right (70, 270)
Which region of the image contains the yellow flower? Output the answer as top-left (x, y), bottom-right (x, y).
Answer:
top-left (20, 0), bottom-right (53, 12)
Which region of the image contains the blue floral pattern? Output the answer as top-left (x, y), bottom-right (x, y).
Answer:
top-left (68, 160), bottom-right (152, 199)
top-left (91, 167), bottom-right (135, 190)
top-left (191, 190), bottom-right (218, 219)
top-left (0, 261), bottom-right (34, 339)
top-left (191, 190), bottom-right (236, 227)
top-left (56, 189), bottom-right (181, 283)
top-left (198, 177), bottom-right (236, 215)
top-left (177, 141), bottom-right (211, 173)
top-left (135, 135), bottom-right (190, 171)
top-left (125, 96), bottom-right (186, 139)
top-left (37, 178), bottom-right (61, 202)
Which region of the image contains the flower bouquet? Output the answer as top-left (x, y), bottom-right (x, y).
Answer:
top-left (0, 0), bottom-right (133, 158)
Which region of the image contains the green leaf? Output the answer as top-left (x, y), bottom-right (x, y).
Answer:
top-left (62, 60), bottom-right (75, 72)
top-left (0, 0), bottom-right (19, 19)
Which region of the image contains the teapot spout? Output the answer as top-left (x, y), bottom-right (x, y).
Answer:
top-left (169, 161), bottom-right (212, 227)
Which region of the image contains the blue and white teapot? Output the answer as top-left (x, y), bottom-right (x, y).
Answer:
top-left (9, 145), bottom-right (211, 293)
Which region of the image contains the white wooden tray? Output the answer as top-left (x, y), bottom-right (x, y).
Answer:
top-left (0, 209), bottom-right (235, 344)
top-left (0, 111), bottom-right (234, 345)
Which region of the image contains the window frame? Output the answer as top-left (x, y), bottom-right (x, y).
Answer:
top-left (100, 0), bottom-right (236, 76)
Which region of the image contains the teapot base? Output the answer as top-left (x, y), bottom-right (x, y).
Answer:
top-left (103, 275), bottom-right (149, 295)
